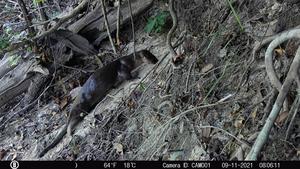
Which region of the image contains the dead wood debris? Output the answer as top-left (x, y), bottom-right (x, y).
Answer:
top-left (33, 0), bottom-right (90, 40)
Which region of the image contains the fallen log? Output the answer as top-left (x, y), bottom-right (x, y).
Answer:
top-left (68, 0), bottom-right (153, 46)
top-left (0, 53), bottom-right (49, 108)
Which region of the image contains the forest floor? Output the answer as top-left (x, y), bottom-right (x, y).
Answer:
top-left (0, 0), bottom-right (300, 160)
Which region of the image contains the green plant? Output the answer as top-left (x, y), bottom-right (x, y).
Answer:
top-left (8, 54), bottom-right (20, 67)
top-left (27, 46), bottom-right (32, 52)
top-left (145, 11), bottom-right (169, 34)
top-left (139, 82), bottom-right (146, 91)
top-left (0, 35), bottom-right (10, 51)
top-left (33, 0), bottom-right (45, 5)
top-left (33, 0), bottom-right (46, 7)
top-left (1, 26), bottom-right (18, 51)
top-left (226, 0), bottom-right (244, 32)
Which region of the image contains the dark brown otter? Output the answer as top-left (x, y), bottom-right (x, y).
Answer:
top-left (38, 50), bottom-right (158, 157)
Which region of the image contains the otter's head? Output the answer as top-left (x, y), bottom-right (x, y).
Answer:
top-left (119, 50), bottom-right (158, 72)
top-left (139, 50), bottom-right (158, 64)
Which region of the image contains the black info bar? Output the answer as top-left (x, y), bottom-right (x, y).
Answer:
top-left (0, 161), bottom-right (298, 169)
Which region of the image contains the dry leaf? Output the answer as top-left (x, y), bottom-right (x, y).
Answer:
top-left (275, 111), bottom-right (289, 126)
top-left (32, 66), bottom-right (49, 75)
top-left (157, 81), bottom-right (165, 88)
top-left (251, 107), bottom-right (258, 122)
top-left (127, 99), bottom-right (135, 109)
top-left (172, 54), bottom-right (184, 65)
top-left (230, 145), bottom-right (244, 160)
top-left (16, 145), bottom-right (22, 150)
top-left (201, 64), bottom-right (214, 73)
top-left (247, 132), bottom-right (259, 142)
top-left (201, 127), bottom-right (211, 138)
top-left (219, 48), bottom-right (227, 58)
top-left (51, 111), bottom-right (57, 116)
top-left (179, 121), bottom-right (184, 134)
top-left (234, 116), bottom-right (245, 129)
top-left (113, 143), bottom-right (124, 155)
top-left (274, 48), bottom-right (285, 57)
top-left (115, 135), bottom-right (123, 142)
top-left (60, 96), bottom-right (69, 109)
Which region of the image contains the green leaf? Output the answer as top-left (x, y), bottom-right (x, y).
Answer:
top-left (157, 12), bottom-right (168, 24)
top-left (157, 17), bottom-right (165, 25)
top-left (0, 36), bottom-right (10, 50)
top-left (145, 19), bottom-right (156, 33)
top-left (33, 0), bottom-right (45, 6)
top-left (144, 10), bottom-right (170, 34)
top-left (139, 83), bottom-right (146, 91)
top-left (27, 46), bottom-right (32, 52)
top-left (155, 27), bottom-right (162, 33)
top-left (8, 54), bottom-right (20, 67)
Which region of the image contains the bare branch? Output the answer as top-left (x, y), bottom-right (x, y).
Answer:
top-left (37, 1), bottom-right (48, 30)
top-left (100, 0), bottom-right (117, 54)
top-left (116, 0), bottom-right (121, 46)
top-left (127, 0), bottom-right (136, 59)
top-left (33, 0), bottom-right (89, 40)
top-left (17, 0), bottom-right (35, 36)
top-left (166, 0), bottom-right (178, 59)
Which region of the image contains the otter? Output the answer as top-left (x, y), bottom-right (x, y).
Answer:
top-left (38, 50), bottom-right (158, 157)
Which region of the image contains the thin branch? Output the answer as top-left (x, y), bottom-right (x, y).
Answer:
top-left (184, 55), bottom-right (195, 93)
top-left (17, 0), bottom-right (35, 36)
top-left (127, 0), bottom-right (136, 59)
top-left (116, 0), bottom-right (121, 46)
top-left (166, 0), bottom-right (178, 59)
top-left (198, 125), bottom-right (251, 148)
top-left (202, 63), bottom-right (228, 103)
top-left (37, 1), bottom-right (48, 30)
top-left (100, 0), bottom-right (117, 54)
top-left (234, 22), bottom-right (276, 95)
top-left (285, 93), bottom-right (300, 140)
top-left (33, 0), bottom-right (89, 40)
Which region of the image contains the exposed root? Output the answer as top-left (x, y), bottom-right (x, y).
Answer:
top-left (246, 30), bottom-right (300, 160)
top-left (265, 29), bottom-right (300, 91)
top-left (166, 0), bottom-right (178, 63)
